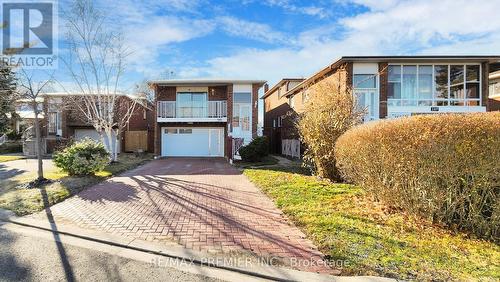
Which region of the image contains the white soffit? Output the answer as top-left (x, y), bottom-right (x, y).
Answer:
top-left (177, 86), bottom-right (209, 93)
top-left (353, 63), bottom-right (379, 74)
top-left (233, 84), bottom-right (252, 93)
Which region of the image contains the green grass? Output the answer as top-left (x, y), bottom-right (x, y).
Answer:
top-left (0, 153), bottom-right (153, 215)
top-left (233, 155), bottom-right (280, 168)
top-left (244, 167), bottom-right (500, 281)
top-left (0, 155), bottom-right (25, 163)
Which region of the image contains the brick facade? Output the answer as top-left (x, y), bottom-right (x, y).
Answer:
top-left (378, 62), bottom-right (388, 119)
top-left (153, 82), bottom-right (263, 160)
top-left (40, 95), bottom-right (154, 154)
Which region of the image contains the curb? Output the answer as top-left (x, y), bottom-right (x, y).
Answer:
top-left (0, 210), bottom-right (395, 282)
top-left (0, 213), bottom-right (348, 282)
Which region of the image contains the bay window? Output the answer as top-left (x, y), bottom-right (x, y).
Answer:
top-left (388, 64), bottom-right (481, 107)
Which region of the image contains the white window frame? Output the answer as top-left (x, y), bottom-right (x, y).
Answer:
top-left (388, 63), bottom-right (482, 107)
top-left (353, 73), bottom-right (380, 121)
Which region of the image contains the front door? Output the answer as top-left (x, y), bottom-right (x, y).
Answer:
top-left (355, 89), bottom-right (379, 122)
top-left (232, 103), bottom-right (252, 143)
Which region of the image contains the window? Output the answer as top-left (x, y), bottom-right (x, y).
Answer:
top-left (233, 93), bottom-right (251, 132)
top-left (165, 128), bottom-right (178, 134)
top-left (234, 92), bottom-right (251, 103)
top-left (48, 112), bottom-right (57, 133)
top-left (388, 65), bottom-right (402, 102)
top-left (289, 95), bottom-right (295, 108)
top-left (177, 92), bottom-right (207, 118)
top-left (490, 82), bottom-right (500, 96)
top-left (388, 64), bottom-right (481, 107)
top-left (277, 116), bottom-right (282, 128)
top-left (434, 65), bottom-right (448, 105)
top-left (232, 104), bottom-right (240, 128)
top-left (353, 74), bottom-right (376, 89)
top-left (273, 119), bottom-right (276, 128)
top-left (450, 65), bottom-right (464, 105)
top-left (302, 92), bottom-right (307, 104)
top-left (418, 65), bottom-right (433, 106)
top-left (179, 129), bottom-right (192, 134)
top-left (466, 65), bottom-right (480, 106)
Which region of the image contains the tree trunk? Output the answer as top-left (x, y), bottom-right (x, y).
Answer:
top-left (33, 107), bottom-right (44, 180)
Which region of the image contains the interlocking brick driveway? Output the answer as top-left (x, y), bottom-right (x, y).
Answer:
top-left (31, 158), bottom-right (331, 273)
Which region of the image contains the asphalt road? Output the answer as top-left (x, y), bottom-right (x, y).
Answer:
top-left (0, 225), bottom-right (221, 282)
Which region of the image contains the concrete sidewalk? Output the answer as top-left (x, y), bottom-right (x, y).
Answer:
top-left (0, 209), bottom-right (394, 282)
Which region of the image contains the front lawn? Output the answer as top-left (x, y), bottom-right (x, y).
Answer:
top-left (233, 155), bottom-right (279, 168)
top-left (244, 167), bottom-right (500, 281)
top-left (0, 153), bottom-right (153, 215)
top-left (0, 155), bottom-right (25, 163)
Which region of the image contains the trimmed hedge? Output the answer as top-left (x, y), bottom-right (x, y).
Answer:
top-left (54, 138), bottom-right (110, 176)
top-left (335, 113), bottom-right (500, 240)
top-left (239, 136), bottom-right (269, 162)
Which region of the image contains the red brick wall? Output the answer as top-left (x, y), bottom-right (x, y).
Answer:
top-left (157, 86), bottom-right (176, 101)
top-left (482, 62), bottom-right (490, 110)
top-left (208, 86), bottom-right (227, 100)
top-left (225, 84), bottom-right (233, 159)
top-left (379, 62), bottom-right (388, 119)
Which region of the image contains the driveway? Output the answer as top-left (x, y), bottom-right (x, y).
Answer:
top-left (0, 159), bottom-right (56, 180)
top-left (28, 158), bottom-right (330, 273)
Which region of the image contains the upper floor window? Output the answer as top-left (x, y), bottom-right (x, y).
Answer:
top-left (353, 74), bottom-right (376, 89)
top-left (388, 64), bottom-right (481, 107)
top-left (289, 95), bottom-right (295, 108)
top-left (234, 92), bottom-right (251, 103)
top-left (16, 103), bottom-right (43, 112)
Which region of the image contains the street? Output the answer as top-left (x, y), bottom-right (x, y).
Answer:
top-left (0, 223), bottom-right (222, 282)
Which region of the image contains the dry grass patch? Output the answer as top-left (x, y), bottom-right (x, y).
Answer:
top-left (0, 153), bottom-right (153, 215)
top-left (244, 167), bottom-right (500, 281)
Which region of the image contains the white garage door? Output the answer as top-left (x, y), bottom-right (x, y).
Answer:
top-left (74, 129), bottom-right (120, 153)
top-left (161, 127), bottom-right (224, 157)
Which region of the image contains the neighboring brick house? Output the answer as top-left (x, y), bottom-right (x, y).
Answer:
top-left (489, 66), bottom-right (500, 111)
top-left (262, 78), bottom-right (304, 154)
top-left (148, 79), bottom-right (266, 160)
top-left (264, 55), bottom-right (500, 157)
top-left (14, 93), bottom-right (153, 155)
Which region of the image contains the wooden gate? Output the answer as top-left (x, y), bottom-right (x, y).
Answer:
top-left (125, 131), bottom-right (148, 152)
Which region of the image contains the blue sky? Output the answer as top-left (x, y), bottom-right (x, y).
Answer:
top-left (47, 0), bottom-right (500, 120)
top-left (53, 0), bottom-right (500, 90)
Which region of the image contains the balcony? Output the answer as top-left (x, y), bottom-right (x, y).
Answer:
top-left (157, 100), bottom-right (227, 122)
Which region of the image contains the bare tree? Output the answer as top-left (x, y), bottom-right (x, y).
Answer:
top-left (17, 69), bottom-right (53, 181)
top-left (60, 0), bottom-right (137, 162)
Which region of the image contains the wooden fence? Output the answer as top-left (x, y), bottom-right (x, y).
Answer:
top-left (124, 131), bottom-right (148, 152)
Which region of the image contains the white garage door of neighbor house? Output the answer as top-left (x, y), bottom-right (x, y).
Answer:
top-left (161, 127), bottom-right (224, 157)
top-left (74, 129), bottom-right (120, 152)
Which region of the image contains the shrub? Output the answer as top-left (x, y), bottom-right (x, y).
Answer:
top-left (0, 141), bottom-right (22, 154)
top-left (5, 129), bottom-right (22, 140)
top-left (298, 67), bottom-right (365, 180)
top-left (54, 138), bottom-right (110, 176)
top-left (239, 136), bottom-right (269, 162)
top-left (335, 113), bottom-right (500, 240)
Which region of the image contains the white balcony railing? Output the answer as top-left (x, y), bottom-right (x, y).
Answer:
top-left (157, 101), bottom-right (227, 119)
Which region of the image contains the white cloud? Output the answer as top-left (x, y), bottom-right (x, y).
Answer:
top-left (217, 16), bottom-right (290, 44)
top-left (263, 0), bottom-right (330, 18)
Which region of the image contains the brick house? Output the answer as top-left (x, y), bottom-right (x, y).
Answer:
top-left (14, 93), bottom-right (154, 155)
top-left (263, 55), bottom-right (500, 156)
top-left (261, 78), bottom-right (304, 154)
top-left (489, 64), bottom-right (500, 111)
top-left (148, 79), bottom-right (266, 159)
